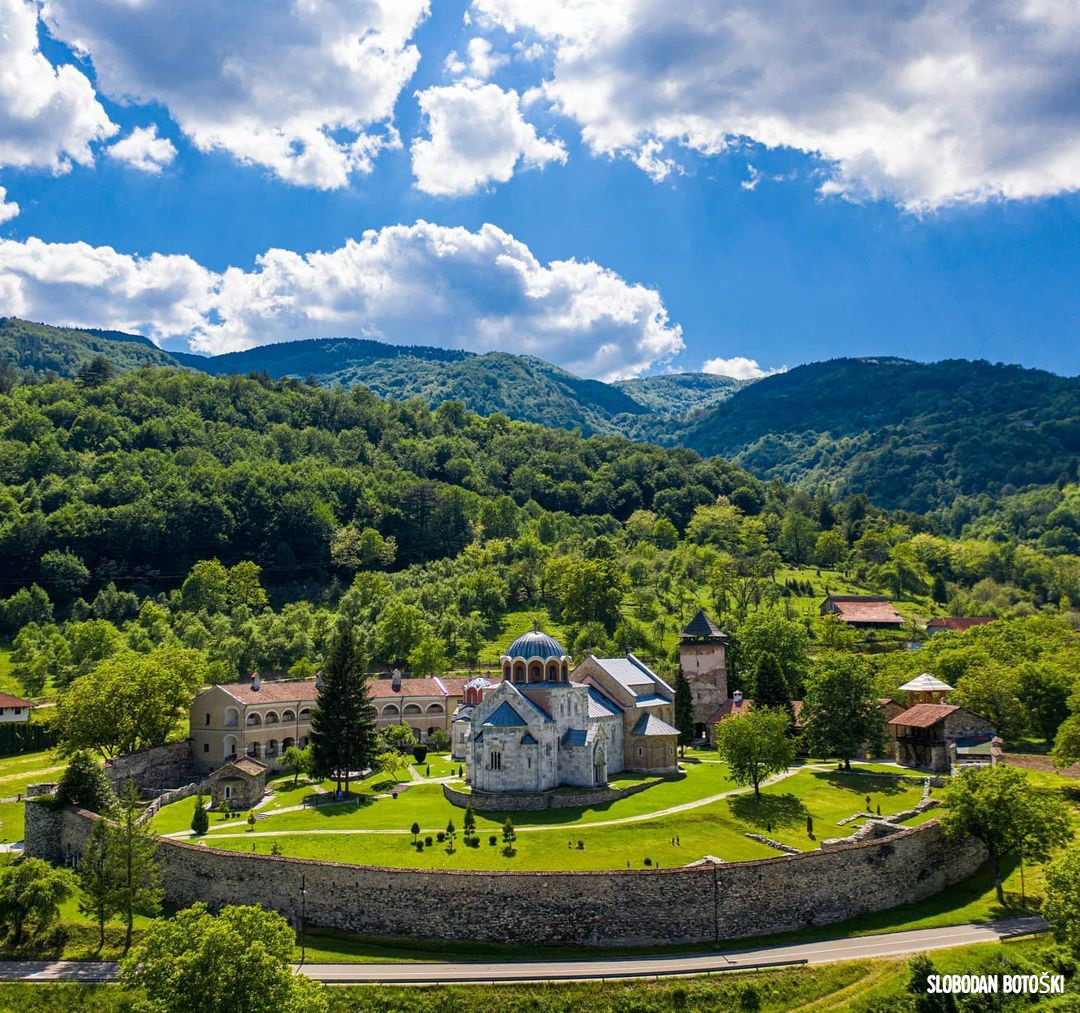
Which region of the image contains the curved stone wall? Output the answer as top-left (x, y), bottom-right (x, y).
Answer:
top-left (441, 775), bottom-right (673, 812)
top-left (26, 801), bottom-right (987, 947)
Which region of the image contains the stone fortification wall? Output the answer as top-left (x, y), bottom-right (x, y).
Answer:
top-left (105, 740), bottom-right (195, 792)
top-left (442, 775), bottom-right (673, 812)
top-left (26, 801), bottom-right (986, 947)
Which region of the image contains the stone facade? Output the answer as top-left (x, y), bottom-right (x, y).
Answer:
top-left (27, 802), bottom-right (987, 947)
top-left (890, 705), bottom-right (998, 772)
top-left (209, 757), bottom-right (268, 810)
top-left (442, 774), bottom-right (675, 812)
top-left (677, 610), bottom-right (730, 739)
top-left (105, 740), bottom-right (196, 792)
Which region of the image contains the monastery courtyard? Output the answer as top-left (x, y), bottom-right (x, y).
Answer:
top-left (148, 750), bottom-right (938, 871)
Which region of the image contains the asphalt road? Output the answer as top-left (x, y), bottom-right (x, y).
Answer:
top-left (0, 916), bottom-right (1048, 985)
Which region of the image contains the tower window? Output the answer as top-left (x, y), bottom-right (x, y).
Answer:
top-left (489, 751), bottom-right (502, 771)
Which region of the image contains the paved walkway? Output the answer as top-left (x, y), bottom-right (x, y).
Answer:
top-left (0, 917), bottom-right (1048, 985)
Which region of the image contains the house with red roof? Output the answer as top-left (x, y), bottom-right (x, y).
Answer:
top-left (926, 617), bottom-right (994, 635)
top-left (820, 595), bottom-right (903, 629)
top-left (0, 692), bottom-right (32, 723)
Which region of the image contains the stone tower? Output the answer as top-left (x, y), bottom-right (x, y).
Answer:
top-left (678, 609), bottom-right (729, 739)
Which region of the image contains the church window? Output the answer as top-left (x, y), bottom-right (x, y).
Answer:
top-left (489, 750), bottom-right (502, 771)
top-left (637, 746), bottom-right (643, 757)
top-left (204, 713), bottom-right (210, 726)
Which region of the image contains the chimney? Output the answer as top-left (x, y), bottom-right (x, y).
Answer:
top-left (733, 689), bottom-right (743, 704)
top-left (391, 668), bottom-right (402, 692)
top-left (315, 670), bottom-right (323, 691)
top-left (250, 671), bottom-right (261, 692)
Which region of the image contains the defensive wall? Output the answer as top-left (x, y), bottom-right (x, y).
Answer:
top-left (25, 801), bottom-right (986, 947)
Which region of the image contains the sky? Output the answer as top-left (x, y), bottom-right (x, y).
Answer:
top-left (0, 0), bottom-right (1078, 381)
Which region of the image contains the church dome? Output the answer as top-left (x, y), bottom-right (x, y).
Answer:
top-left (505, 630), bottom-right (567, 660)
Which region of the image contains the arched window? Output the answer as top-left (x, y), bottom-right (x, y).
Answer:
top-left (545, 660), bottom-right (560, 681)
top-left (403, 703), bottom-right (422, 716)
top-left (224, 735), bottom-right (238, 759)
top-left (224, 708), bottom-right (240, 728)
top-left (528, 662), bottom-right (542, 682)
top-left (382, 703), bottom-right (400, 717)
top-left (282, 737), bottom-right (295, 750)
top-left (426, 703), bottom-right (444, 714)
top-left (281, 709), bottom-right (296, 723)
top-left (502, 661), bottom-right (511, 680)
top-left (299, 708), bottom-right (311, 719)
top-left (248, 741), bottom-right (262, 759)
top-left (264, 711), bottom-right (279, 725)
top-left (561, 662), bottom-right (569, 681)
top-left (266, 739), bottom-right (278, 757)
top-left (246, 713), bottom-right (262, 727)
top-left (512, 661), bottom-right (525, 683)
top-left (489, 750), bottom-right (502, 771)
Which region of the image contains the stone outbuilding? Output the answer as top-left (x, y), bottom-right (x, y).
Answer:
top-left (820, 595), bottom-right (903, 629)
top-left (888, 704), bottom-right (997, 772)
top-left (209, 757), bottom-right (268, 810)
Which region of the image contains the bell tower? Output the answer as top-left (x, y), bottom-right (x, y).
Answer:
top-left (678, 609), bottom-right (729, 740)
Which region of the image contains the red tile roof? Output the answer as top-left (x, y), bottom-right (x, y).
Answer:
top-left (888, 703), bottom-right (959, 729)
top-left (706, 697), bottom-right (754, 723)
top-left (368, 677), bottom-right (452, 698)
top-left (436, 677), bottom-right (470, 697)
top-left (0, 693), bottom-right (31, 708)
top-left (824, 596), bottom-right (903, 625)
top-left (927, 617), bottom-right (993, 631)
top-left (217, 680), bottom-right (319, 705)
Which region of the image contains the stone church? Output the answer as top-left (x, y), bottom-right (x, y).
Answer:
top-left (461, 628), bottom-right (680, 793)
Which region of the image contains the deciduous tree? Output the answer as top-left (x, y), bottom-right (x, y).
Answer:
top-left (800, 653), bottom-right (883, 769)
top-left (713, 708), bottom-right (795, 797)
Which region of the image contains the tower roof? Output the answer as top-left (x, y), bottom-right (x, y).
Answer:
top-left (679, 608), bottom-right (728, 640)
top-left (899, 673), bottom-right (955, 694)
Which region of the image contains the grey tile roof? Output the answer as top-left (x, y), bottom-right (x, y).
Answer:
top-left (591, 654), bottom-right (673, 697)
top-left (587, 687), bottom-right (623, 718)
top-left (634, 693), bottom-right (671, 708)
top-left (520, 733), bottom-right (538, 745)
top-left (561, 729), bottom-right (588, 747)
top-left (680, 608), bottom-right (727, 639)
top-left (631, 712), bottom-right (680, 737)
top-left (484, 701), bottom-right (527, 727)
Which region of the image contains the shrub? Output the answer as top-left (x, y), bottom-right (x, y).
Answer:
top-left (416, 841), bottom-right (424, 852)
top-left (643, 857), bottom-right (652, 866)
top-left (806, 815), bottom-right (814, 836)
top-left (246, 811), bottom-right (256, 831)
top-left (425, 836), bottom-right (433, 847)
top-left (489, 835), bottom-right (497, 846)
top-left (412, 745), bottom-right (428, 764)
top-left (425, 765), bottom-right (430, 777)
top-left (577, 840), bottom-right (584, 850)
top-left (55, 751), bottom-right (116, 815)
top-left (436, 832), bottom-right (445, 843)
top-left (426, 728), bottom-right (451, 752)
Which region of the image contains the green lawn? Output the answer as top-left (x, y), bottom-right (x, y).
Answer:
top-left (156, 753), bottom-right (929, 871)
top-left (410, 751), bottom-right (458, 779)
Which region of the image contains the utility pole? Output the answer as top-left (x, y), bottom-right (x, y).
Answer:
top-left (299, 874), bottom-right (307, 966)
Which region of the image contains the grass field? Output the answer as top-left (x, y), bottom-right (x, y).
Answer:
top-left (151, 752), bottom-right (933, 871)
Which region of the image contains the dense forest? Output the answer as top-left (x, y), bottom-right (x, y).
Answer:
top-left (680, 357), bottom-right (1080, 511)
top-left (0, 354), bottom-right (1077, 760)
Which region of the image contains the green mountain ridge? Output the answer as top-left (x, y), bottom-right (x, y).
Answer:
top-left (3, 318), bottom-right (1077, 512)
top-left (0, 318), bottom-right (742, 436)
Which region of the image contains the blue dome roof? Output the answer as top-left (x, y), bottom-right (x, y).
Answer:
top-left (505, 630), bottom-right (567, 660)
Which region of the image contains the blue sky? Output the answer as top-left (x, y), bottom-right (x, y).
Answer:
top-left (0, 0), bottom-right (1077, 380)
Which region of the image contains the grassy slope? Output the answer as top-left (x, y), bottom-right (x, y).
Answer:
top-left (154, 757), bottom-right (928, 870)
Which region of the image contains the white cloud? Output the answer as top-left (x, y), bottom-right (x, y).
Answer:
top-left (105, 125), bottom-right (177, 174)
top-left (472, 0), bottom-right (1080, 210)
top-left (412, 82), bottom-right (566, 196)
top-left (702, 356), bottom-right (784, 381)
top-left (42, 0), bottom-right (428, 189)
top-left (465, 37), bottom-right (508, 80)
top-left (0, 187), bottom-right (18, 224)
top-left (0, 0), bottom-right (115, 172)
top-left (0, 222), bottom-right (684, 380)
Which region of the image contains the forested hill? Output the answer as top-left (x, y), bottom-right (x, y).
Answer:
top-left (0, 319), bottom-right (738, 437)
top-left (680, 357), bottom-right (1080, 512)
top-left (0, 317), bottom-right (179, 376)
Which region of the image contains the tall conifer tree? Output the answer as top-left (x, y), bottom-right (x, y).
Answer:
top-left (311, 623), bottom-right (377, 795)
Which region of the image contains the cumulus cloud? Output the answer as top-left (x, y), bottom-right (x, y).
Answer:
top-left (0, 187), bottom-right (18, 225)
top-left (472, 0), bottom-right (1080, 209)
top-left (412, 82), bottom-right (566, 196)
top-left (105, 125), bottom-right (177, 174)
top-left (0, 0), bottom-right (115, 172)
top-left (702, 356), bottom-right (784, 381)
top-left (42, 0), bottom-right (428, 188)
top-left (0, 222), bottom-right (683, 379)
